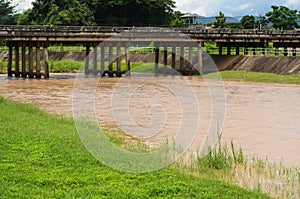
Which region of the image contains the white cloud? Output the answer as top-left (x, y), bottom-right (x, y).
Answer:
top-left (175, 0), bottom-right (300, 16)
top-left (286, 0), bottom-right (299, 6)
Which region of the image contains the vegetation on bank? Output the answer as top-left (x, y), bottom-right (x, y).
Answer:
top-left (205, 71), bottom-right (300, 85)
top-left (0, 97), bottom-right (272, 198)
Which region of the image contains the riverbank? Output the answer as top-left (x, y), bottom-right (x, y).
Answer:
top-left (1, 51), bottom-right (300, 75)
top-left (0, 97), bottom-right (271, 198)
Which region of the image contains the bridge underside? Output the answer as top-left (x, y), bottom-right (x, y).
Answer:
top-left (6, 41), bottom-right (203, 78)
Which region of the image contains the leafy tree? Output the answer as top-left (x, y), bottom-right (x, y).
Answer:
top-left (91, 0), bottom-right (175, 26)
top-left (241, 15), bottom-right (255, 29)
top-left (213, 11), bottom-right (226, 28)
top-left (225, 22), bottom-right (242, 29)
top-left (18, 0), bottom-right (96, 25)
top-left (0, 0), bottom-right (16, 24)
top-left (265, 5), bottom-right (300, 30)
top-left (170, 11), bottom-right (185, 27)
top-left (256, 15), bottom-right (269, 30)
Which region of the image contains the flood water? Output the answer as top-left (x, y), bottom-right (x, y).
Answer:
top-left (0, 74), bottom-right (299, 167)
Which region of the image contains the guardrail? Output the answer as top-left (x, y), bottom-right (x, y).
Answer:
top-left (0, 25), bottom-right (300, 35)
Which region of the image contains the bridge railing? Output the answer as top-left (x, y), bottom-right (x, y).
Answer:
top-left (1, 25), bottom-right (300, 35)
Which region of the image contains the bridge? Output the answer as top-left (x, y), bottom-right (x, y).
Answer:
top-left (1, 26), bottom-right (300, 78)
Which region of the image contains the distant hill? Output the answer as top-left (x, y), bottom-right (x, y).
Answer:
top-left (195, 15), bottom-right (242, 25)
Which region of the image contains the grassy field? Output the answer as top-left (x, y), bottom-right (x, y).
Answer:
top-left (204, 71), bottom-right (300, 85)
top-left (0, 96), bottom-right (272, 198)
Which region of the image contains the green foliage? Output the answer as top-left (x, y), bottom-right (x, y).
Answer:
top-left (0, 98), bottom-right (271, 198)
top-left (205, 71), bottom-right (300, 85)
top-left (0, 0), bottom-right (16, 25)
top-left (241, 15), bottom-right (255, 29)
top-left (213, 11), bottom-right (226, 28)
top-left (91, 0), bottom-right (175, 26)
top-left (18, 0), bottom-right (96, 25)
top-left (225, 22), bottom-right (242, 29)
top-left (266, 5), bottom-right (300, 30)
top-left (170, 11), bottom-right (185, 27)
top-left (198, 132), bottom-right (246, 170)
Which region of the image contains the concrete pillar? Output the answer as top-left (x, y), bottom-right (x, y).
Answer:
top-left (93, 44), bottom-right (98, 75)
top-left (275, 48), bottom-right (279, 56)
top-left (163, 47), bottom-right (168, 68)
top-left (36, 42), bottom-right (41, 78)
top-left (85, 42), bottom-right (90, 75)
top-left (284, 47), bottom-right (288, 56)
top-left (154, 46), bottom-right (159, 75)
top-left (252, 48), bottom-right (256, 56)
top-left (43, 43), bottom-right (49, 78)
top-left (244, 48), bottom-right (248, 55)
top-left (22, 42), bottom-right (26, 77)
top-left (236, 46), bottom-right (239, 55)
top-left (227, 47), bottom-right (231, 55)
top-left (219, 46), bottom-right (223, 55)
top-left (188, 46), bottom-right (193, 70)
top-left (28, 43), bottom-right (34, 78)
top-left (180, 46), bottom-right (184, 70)
top-left (198, 42), bottom-right (203, 73)
top-left (292, 47), bottom-right (297, 57)
top-left (7, 42), bottom-right (12, 77)
top-left (100, 46), bottom-right (105, 75)
top-left (171, 46), bottom-right (176, 69)
top-left (116, 45), bottom-right (121, 77)
top-left (15, 43), bottom-right (20, 77)
top-left (125, 44), bottom-right (131, 76)
top-left (108, 45), bottom-right (113, 76)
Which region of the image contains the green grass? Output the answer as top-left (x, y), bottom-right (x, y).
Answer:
top-left (0, 96), bottom-right (271, 198)
top-left (205, 71), bottom-right (300, 85)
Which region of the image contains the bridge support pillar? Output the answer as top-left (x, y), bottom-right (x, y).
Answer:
top-left (198, 42), bottom-right (203, 73)
top-left (275, 48), bottom-right (279, 56)
top-left (171, 46), bottom-right (176, 69)
top-left (292, 47), bottom-right (297, 57)
top-left (14, 43), bottom-right (20, 77)
top-left (7, 41), bottom-right (49, 78)
top-left (163, 47), bottom-right (168, 68)
top-left (125, 44), bottom-right (131, 76)
top-left (218, 46), bottom-right (223, 55)
top-left (85, 43), bottom-right (90, 75)
top-left (252, 48), bottom-right (256, 56)
top-left (236, 47), bottom-right (239, 55)
top-left (36, 42), bottom-right (41, 78)
top-left (93, 44), bottom-right (98, 75)
top-left (28, 43), bottom-right (34, 78)
top-left (116, 45), bottom-right (122, 77)
top-left (43, 43), bottom-right (49, 78)
top-left (244, 48), bottom-right (248, 55)
top-left (154, 46), bottom-right (159, 75)
top-left (108, 45), bottom-right (113, 77)
top-left (100, 46), bottom-right (105, 75)
top-left (227, 47), bottom-right (231, 55)
top-left (284, 48), bottom-right (288, 56)
top-left (180, 46), bottom-right (184, 70)
top-left (7, 42), bottom-right (13, 77)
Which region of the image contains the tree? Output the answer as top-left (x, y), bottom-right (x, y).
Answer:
top-left (91, 0), bottom-right (175, 26)
top-left (241, 15), bottom-right (255, 29)
top-left (212, 12), bottom-right (226, 28)
top-left (256, 15), bottom-right (269, 30)
top-left (18, 0), bottom-right (96, 26)
top-left (265, 5), bottom-right (300, 30)
top-left (0, 0), bottom-right (16, 24)
top-left (170, 11), bottom-right (185, 27)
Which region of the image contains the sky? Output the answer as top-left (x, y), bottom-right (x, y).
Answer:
top-left (14, 0), bottom-right (300, 17)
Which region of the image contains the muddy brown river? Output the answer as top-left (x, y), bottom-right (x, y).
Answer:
top-left (0, 74), bottom-right (299, 167)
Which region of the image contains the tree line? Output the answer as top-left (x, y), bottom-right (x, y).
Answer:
top-left (1, 0), bottom-right (299, 30)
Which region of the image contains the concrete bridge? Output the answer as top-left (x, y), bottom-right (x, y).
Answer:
top-left (1, 26), bottom-right (300, 78)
